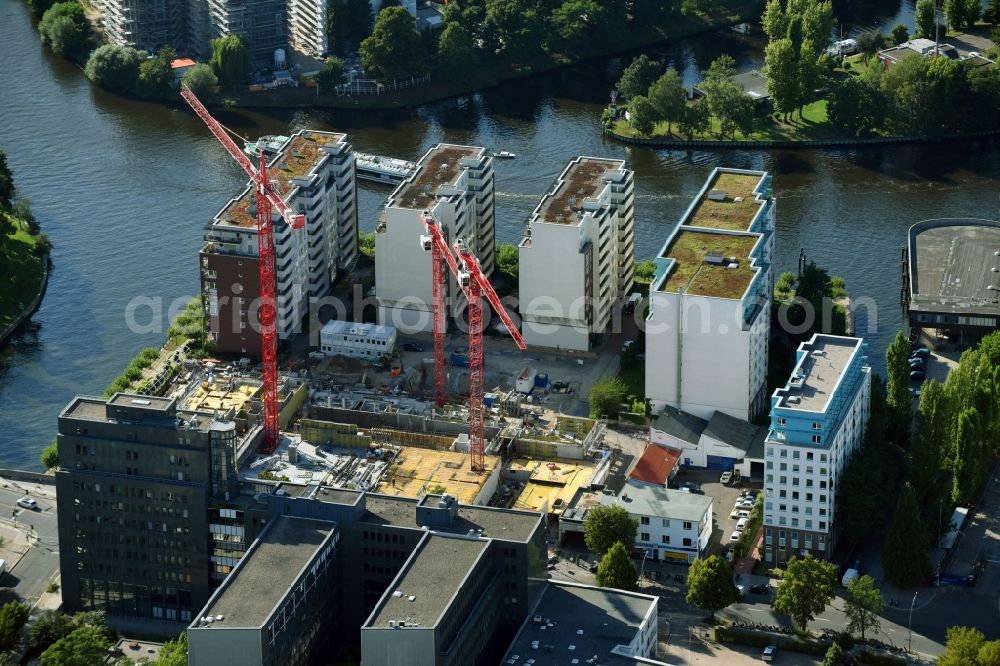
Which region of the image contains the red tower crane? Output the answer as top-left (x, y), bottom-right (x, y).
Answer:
top-left (180, 86), bottom-right (305, 453)
top-left (418, 214), bottom-right (461, 407)
top-left (454, 241), bottom-right (527, 471)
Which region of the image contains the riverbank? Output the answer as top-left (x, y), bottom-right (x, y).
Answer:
top-left (0, 220), bottom-right (50, 347)
top-left (216, 1), bottom-right (764, 111)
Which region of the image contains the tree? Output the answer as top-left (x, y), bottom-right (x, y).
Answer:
top-left (588, 375), bottom-right (629, 417)
top-left (856, 31), bottom-right (885, 58)
top-left (772, 555), bottom-right (836, 630)
top-left (316, 57), bottom-right (346, 91)
top-left (328, 0), bottom-right (373, 55)
top-left (908, 380), bottom-right (952, 518)
top-left (27, 0), bottom-right (57, 18)
top-left (885, 331), bottom-right (913, 447)
top-left (0, 601), bottom-right (29, 651)
top-left (496, 243), bottom-right (518, 278)
top-left (979, 640), bottom-right (1000, 666)
top-left (41, 439), bottom-right (59, 470)
top-left (945, 0), bottom-right (981, 30)
top-left (595, 541), bottom-right (638, 590)
top-left (916, 0), bottom-right (937, 38)
top-left (84, 44), bottom-right (143, 94)
top-left (583, 504), bottom-right (638, 556)
top-left (952, 407), bottom-right (983, 505)
top-left (436, 23), bottom-right (477, 78)
top-left (40, 625), bottom-right (110, 666)
top-left (762, 0), bottom-right (789, 42)
top-left (617, 55), bottom-right (663, 100)
top-left (137, 48), bottom-right (175, 99)
top-left (360, 6), bottom-right (426, 80)
top-left (646, 69), bottom-right (686, 134)
top-left (182, 64), bottom-right (218, 97)
top-left (764, 38), bottom-right (799, 121)
top-left (0, 151), bottom-right (14, 211)
top-left (824, 643), bottom-right (844, 666)
top-left (38, 2), bottom-right (90, 60)
top-left (628, 95), bottom-right (657, 135)
top-left (881, 484), bottom-right (932, 587)
top-left (551, 0), bottom-right (606, 51)
top-left (939, 626), bottom-right (987, 666)
top-left (827, 77), bottom-right (885, 137)
top-left (705, 53), bottom-right (737, 82)
top-left (844, 574), bottom-right (884, 640)
top-left (678, 99), bottom-right (710, 139)
top-left (892, 23), bottom-right (910, 45)
top-left (34, 233), bottom-right (52, 256)
top-left (685, 555), bottom-right (738, 620)
top-left (210, 35), bottom-right (250, 87)
top-left (157, 632), bottom-right (187, 666)
top-left (29, 610), bottom-right (73, 652)
top-left (987, 0), bottom-right (1000, 24)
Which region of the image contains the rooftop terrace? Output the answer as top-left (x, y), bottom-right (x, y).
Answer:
top-left (685, 171), bottom-right (766, 231)
top-left (392, 145), bottom-right (481, 210)
top-left (537, 157), bottom-right (623, 225)
top-left (777, 335), bottom-right (862, 413)
top-left (367, 535), bottom-right (487, 629)
top-left (219, 131), bottom-right (346, 229)
top-left (658, 229), bottom-right (760, 298)
top-left (201, 516), bottom-right (335, 627)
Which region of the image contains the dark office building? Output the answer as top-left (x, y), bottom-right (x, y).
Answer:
top-left (55, 393), bottom-right (244, 626)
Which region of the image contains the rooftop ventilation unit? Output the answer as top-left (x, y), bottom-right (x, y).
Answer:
top-left (811, 350), bottom-right (826, 358)
top-left (705, 253), bottom-right (725, 266)
top-left (707, 189), bottom-right (727, 201)
top-left (786, 396), bottom-right (801, 404)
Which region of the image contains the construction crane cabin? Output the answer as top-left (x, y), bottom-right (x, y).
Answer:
top-left (179, 86), bottom-right (304, 453)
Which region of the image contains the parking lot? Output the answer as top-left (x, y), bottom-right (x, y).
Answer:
top-left (672, 468), bottom-right (761, 557)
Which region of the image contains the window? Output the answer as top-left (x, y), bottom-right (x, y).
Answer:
top-left (661, 519), bottom-right (670, 528)
top-left (806, 452), bottom-right (814, 460)
top-left (640, 532), bottom-right (650, 541)
top-left (683, 522), bottom-right (692, 530)
top-left (791, 518), bottom-right (799, 527)
top-left (640, 517), bottom-right (650, 525)
top-left (806, 493), bottom-right (813, 501)
top-left (806, 467), bottom-right (813, 474)
top-left (792, 492), bottom-right (799, 500)
top-left (779, 490), bottom-right (786, 498)
top-left (779, 463), bottom-right (787, 471)
top-left (792, 465), bottom-right (800, 473)
top-left (792, 450), bottom-right (800, 459)
top-left (805, 520), bottom-right (812, 529)
top-left (780, 449), bottom-right (788, 458)
top-left (812, 422), bottom-right (822, 430)
top-left (819, 522), bottom-right (826, 531)
top-left (683, 538), bottom-right (693, 547)
top-left (777, 417), bottom-right (786, 426)
top-left (812, 435), bottom-right (822, 444)
top-left (766, 461), bottom-right (773, 470)
top-left (661, 535), bottom-right (670, 544)
top-left (820, 454), bottom-right (828, 462)
top-left (766, 474), bottom-right (773, 483)
top-left (779, 504), bottom-right (787, 512)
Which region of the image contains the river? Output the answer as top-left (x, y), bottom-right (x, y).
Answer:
top-left (1, 0), bottom-right (998, 470)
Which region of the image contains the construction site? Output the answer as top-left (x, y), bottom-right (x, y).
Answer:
top-left (164, 91), bottom-right (621, 518)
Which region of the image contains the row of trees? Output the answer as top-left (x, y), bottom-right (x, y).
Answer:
top-left (83, 45), bottom-right (218, 98)
top-left (828, 50), bottom-right (1000, 138)
top-left (761, 0), bottom-right (834, 121)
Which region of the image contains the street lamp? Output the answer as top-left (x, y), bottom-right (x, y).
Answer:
top-left (907, 591), bottom-right (918, 652)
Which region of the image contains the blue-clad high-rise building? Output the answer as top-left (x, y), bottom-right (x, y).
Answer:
top-left (763, 334), bottom-right (871, 565)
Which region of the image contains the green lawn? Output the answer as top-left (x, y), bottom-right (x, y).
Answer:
top-left (0, 220), bottom-right (45, 331)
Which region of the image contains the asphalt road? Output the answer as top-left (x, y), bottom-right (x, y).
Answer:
top-left (0, 484), bottom-right (60, 609)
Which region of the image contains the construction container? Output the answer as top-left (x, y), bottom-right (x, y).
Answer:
top-left (516, 367), bottom-right (537, 393)
top-left (534, 373), bottom-right (549, 389)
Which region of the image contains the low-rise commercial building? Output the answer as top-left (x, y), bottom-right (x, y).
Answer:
top-left (651, 407), bottom-right (766, 478)
top-left (627, 444), bottom-right (680, 488)
top-left (518, 157), bottom-right (635, 350)
top-left (319, 320), bottom-right (396, 358)
top-left (645, 168), bottom-right (774, 422)
top-left (502, 581), bottom-right (662, 665)
top-left (763, 334), bottom-right (871, 565)
top-left (200, 130), bottom-right (357, 356)
top-left (562, 483), bottom-right (713, 564)
top-left (375, 144), bottom-right (495, 333)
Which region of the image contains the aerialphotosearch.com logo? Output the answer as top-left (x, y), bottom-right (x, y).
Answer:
top-left (123, 284), bottom-right (880, 342)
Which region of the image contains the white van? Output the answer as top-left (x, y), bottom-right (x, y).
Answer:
top-left (735, 517), bottom-right (749, 532)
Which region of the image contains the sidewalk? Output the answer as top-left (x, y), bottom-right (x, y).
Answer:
top-left (0, 475), bottom-right (56, 501)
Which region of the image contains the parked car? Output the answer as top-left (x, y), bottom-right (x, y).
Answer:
top-left (680, 482), bottom-right (703, 494)
top-left (909, 387), bottom-right (922, 397)
top-left (733, 510), bottom-right (752, 521)
top-left (750, 583), bottom-right (770, 595)
top-left (735, 517), bottom-right (749, 531)
top-left (402, 342), bottom-right (424, 352)
top-left (910, 369), bottom-right (926, 380)
top-left (736, 499), bottom-right (755, 510)
top-left (720, 471), bottom-right (733, 484)
top-left (741, 489), bottom-right (759, 499)
top-left (911, 347), bottom-right (930, 358)
top-left (762, 645), bottom-right (777, 662)
top-left (909, 356), bottom-right (925, 367)
top-left (729, 531), bottom-right (742, 543)
top-left (621, 340), bottom-right (635, 353)
top-left (16, 497), bottom-right (37, 510)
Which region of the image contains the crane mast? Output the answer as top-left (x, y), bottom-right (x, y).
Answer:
top-left (180, 86), bottom-right (304, 452)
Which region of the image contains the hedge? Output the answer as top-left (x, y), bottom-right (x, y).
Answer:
top-left (716, 627), bottom-right (828, 656)
top-left (858, 650), bottom-right (907, 666)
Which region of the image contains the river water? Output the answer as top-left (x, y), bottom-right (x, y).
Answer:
top-left (1, 0), bottom-right (998, 469)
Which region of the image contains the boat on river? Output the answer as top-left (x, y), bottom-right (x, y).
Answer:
top-left (493, 151), bottom-right (516, 159)
top-left (354, 152), bottom-right (417, 183)
top-left (243, 135), bottom-right (290, 158)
